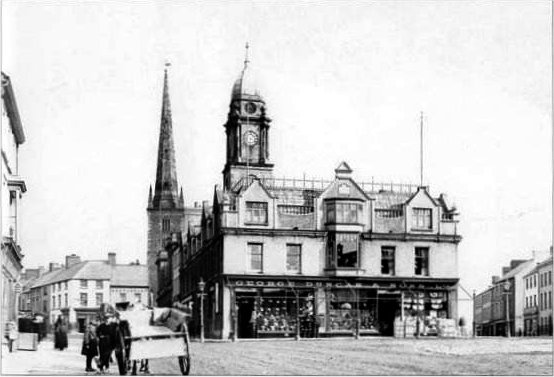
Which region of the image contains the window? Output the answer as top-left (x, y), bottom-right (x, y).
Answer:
top-left (52, 296), bottom-right (55, 308)
top-left (412, 208), bottom-right (432, 230)
top-left (64, 293), bottom-right (68, 307)
top-left (80, 293), bottom-right (88, 307)
top-left (326, 202), bottom-right (363, 224)
top-left (135, 293), bottom-right (142, 303)
top-left (526, 296), bottom-right (529, 308)
top-left (120, 292), bottom-right (127, 302)
top-left (549, 292), bottom-right (552, 309)
top-left (526, 278), bottom-right (529, 290)
top-left (96, 293), bottom-right (103, 306)
top-left (58, 295), bottom-right (61, 308)
top-left (64, 281), bottom-right (68, 290)
top-left (415, 247), bottom-right (429, 276)
top-left (534, 275), bottom-right (537, 287)
top-left (96, 280), bottom-right (103, 289)
top-left (327, 233), bottom-right (359, 268)
top-left (247, 243), bottom-right (263, 272)
top-left (245, 202), bottom-right (268, 225)
top-left (162, 218), bottom-right (170, 232)
top-left (286, 244), bottom-right (301, 273)
top-left (80, 280), bottom-right (87, 288)
top-left (534, 295), bottom-right (537, 307)
top-left (381, 246), bottom-right (395, 275)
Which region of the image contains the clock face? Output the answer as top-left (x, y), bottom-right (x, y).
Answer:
top-left (244, 131), bottom-right (258, 146)
top-left (245, 102), bottom-right (257, 114)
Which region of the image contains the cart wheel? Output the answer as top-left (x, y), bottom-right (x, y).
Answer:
top-left (178, 324), bottom-right (191, 375)
top-left (115, 327), bottom-right (128, 375)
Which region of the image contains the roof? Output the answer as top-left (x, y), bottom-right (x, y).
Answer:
top-left (30, 261), bottom-right (146, 289)
top-left (498, 259), bottom-right (534, 282)
top-left (1, 72), bottom-right (25, 144)
top-left (111, 265), bottom-right (148, 287)
top-left (231, 55), bottom-right (263, 101)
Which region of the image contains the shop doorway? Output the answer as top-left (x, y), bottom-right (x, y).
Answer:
top-left (237, 297), bottom-right (256, 338)
top-left (377, 293), bottom-right (400, 336)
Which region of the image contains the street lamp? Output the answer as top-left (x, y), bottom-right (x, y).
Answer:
top-left (503, 281), bottom-right (511, 338)
top-left (197, 278), bottom-right (206, 343)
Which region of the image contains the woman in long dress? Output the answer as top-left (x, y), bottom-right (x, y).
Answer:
top-left (54, 316), bottom-right (68, 350)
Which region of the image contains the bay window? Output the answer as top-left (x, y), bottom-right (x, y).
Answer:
top-left (326, 202), bottom-right (363, 224)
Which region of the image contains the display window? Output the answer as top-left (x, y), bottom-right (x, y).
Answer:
top-left (402, 291), bottom-right (448, 336)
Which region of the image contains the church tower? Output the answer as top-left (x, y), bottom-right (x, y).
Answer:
top-left (147, 65), bottom-right (185, 303)
top-left (222, 44), bottom-right (274, 190)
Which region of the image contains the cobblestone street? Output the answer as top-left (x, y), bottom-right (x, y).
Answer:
top-left (2, 335), bottom-right (552, 375)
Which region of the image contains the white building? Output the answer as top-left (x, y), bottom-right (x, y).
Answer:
top-left (1, 72), bottom-right (26, 336)
top-left (29, 253), bottom-right (148, 332)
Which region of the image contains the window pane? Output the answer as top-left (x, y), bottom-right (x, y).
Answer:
top-left (246, 202), bottom-right (268, 224)
top-left (412, 208), bottom-right (432, 230)
top-left (286, 244), bottom-right (301, 273)
top-left (336, 233), bottom-right (358, 267)
top-left (381, 246), bottom-right (395, 275)
top-left (248, 243), bottom-right (263, 272)
top-left (415, 247), bottom-right (429, 276)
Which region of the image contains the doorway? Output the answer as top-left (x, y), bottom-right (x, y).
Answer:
top-left (377, 293), bottom-right (400, 336)
top-left (237, 297), bottom-right (256, 338)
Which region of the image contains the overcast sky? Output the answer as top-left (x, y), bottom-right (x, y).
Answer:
top-left (2, 1), bottom-right (551, 293)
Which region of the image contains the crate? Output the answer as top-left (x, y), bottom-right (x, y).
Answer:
top-left (17, 332), bottom-right (38, 351)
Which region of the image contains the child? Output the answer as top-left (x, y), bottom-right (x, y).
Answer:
top-left (81, 322), bottom-right (98, 372)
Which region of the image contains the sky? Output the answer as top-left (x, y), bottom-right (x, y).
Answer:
top-left (2, 0), bottom-right (552, 293)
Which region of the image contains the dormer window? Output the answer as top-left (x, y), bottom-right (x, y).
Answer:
top-left (326, 202), bottom-right (363, 224)
top-left (412, 208), bottom-right (432, 230)
top-left (245, 202), bottom-right (268, 225)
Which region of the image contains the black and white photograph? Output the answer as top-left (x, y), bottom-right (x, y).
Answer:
top-left (1, 1), bottom-right (552, 375)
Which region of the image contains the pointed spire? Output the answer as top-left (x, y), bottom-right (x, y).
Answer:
top-left (244, 42), bottom-right (250, 69)
top-left (152, 64), bottom-right (180, 209)
top-left (179, 187), bottom-right (184, 208)
top-left (148, 184), bottom-right (153, 207)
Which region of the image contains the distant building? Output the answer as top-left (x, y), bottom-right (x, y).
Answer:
top-left (172, 50), bottom-right (462, 340)
top-left (523, 267), bottom-right (539, 336)
top-left (1, 72), bottom-right (27, 335)
top-left (536, 253), bottom-right (552, 335)
top-left (28, 253), bottom-right (148, 332)
top-left (474, 259), bottom-right (536, 336)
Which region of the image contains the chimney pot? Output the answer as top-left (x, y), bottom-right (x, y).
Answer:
top-left (492, 276), bottom-right (500, 284)
top-left (108, 252), bottom-right (116, 266)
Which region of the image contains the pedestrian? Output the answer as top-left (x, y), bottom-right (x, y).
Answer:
top-left (458, 316), bottom-right (467, 337)
top-left (81, 321), bottom-right (98, 372)
top-left (4, 321), bottom-right (18, 352)
top-left (54, 315), bottom-right (68, 350)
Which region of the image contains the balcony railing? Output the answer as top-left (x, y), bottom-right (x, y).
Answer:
top-left (233, 176), bottom-right (418, 194)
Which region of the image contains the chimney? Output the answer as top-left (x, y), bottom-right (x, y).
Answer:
top-left (108, 252), bottom-right (116, 266)
top-left (202, 200), bottom-right (209, 209)
top-left (492, 276), bottom-right (500, 284)
top-left (38, 266), bottom-right (45, 276)
top-left (65, 253), bottom-right (81, 269)
top-left (510, 259), bottom-right (526, 270)
top-left (502, 267), bottom-right (510, 276)
top-left (49, 262), bottom-right (61, 272)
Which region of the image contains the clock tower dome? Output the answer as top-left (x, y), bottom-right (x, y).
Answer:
top-left (223, 44), bottom-right (273, 190)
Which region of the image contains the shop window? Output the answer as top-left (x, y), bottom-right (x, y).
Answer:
top-left (80, 280), bottom-right (87, 289)
top-left (286, 244), bottom-right (301, 273)
top-left (80, 293), bottom-right (88, 307)
top-left (248, 243), bottom-right (263, 272)
top-left (412, 208), bottom-right (432, 230)
top-left (325, 202), bottom-right (363, 224)
top-left (327, 233), bottom-right (359, 268)
top-left (96, 293), bottom-right (103, 306)
top-left (381, 246), bottom-right (395, 275)
top-left (245, 202), bottom-right (268, 225)
top-left (415, 247), bottom-right (429, 276)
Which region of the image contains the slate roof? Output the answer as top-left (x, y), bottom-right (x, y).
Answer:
top-left (30, 261), bottom-right (147, 289)
top-left (111, 265), bottom-right (148, 287)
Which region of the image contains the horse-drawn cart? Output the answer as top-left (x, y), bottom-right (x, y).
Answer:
top-left (114, 307), bottom-right (191, 375)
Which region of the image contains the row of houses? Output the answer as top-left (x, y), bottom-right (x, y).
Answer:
top-left (19, 253), bottom-right (148, 332)
top-left (474, 250), bottom-right (552, 337)
top-left (148, 51), bottom-right (465, 340)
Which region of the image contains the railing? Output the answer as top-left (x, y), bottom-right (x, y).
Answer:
top-left (375, 208), bottom-right (404, 218)
top-left (233, 176), bottom-right (418, 194)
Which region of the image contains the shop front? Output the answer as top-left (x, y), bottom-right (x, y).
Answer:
top-left (226, 276), bottom-right (456, 339)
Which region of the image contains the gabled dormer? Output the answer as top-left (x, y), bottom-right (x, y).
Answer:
top-left (237, 177), bottom-right (274, 227)
top-left (319, 162), bottom-right (372, 232)
top-left (405, 186), bottom-right (439, 234)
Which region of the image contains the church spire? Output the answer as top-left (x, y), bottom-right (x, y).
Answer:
top-left (151, 63), bottom-right (180, 209)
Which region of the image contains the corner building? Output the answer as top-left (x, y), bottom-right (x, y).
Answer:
top-left (179, 55), bottom-right (462, 339)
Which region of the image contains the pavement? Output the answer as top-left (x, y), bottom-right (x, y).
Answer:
top-left (1, 334), bottom-right (552, 375)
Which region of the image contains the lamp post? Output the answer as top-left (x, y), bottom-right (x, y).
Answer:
top-left (472, 290), bottom-right (476, 338)
top-left (197, 278), bottom-right (206, 343)
top-left (503, 281), bottom-right (511, 338)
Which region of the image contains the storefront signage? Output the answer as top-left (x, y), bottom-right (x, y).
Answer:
top-left (230, 279), bottom-right (450, 291)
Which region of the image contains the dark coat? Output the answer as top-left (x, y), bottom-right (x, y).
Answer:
top-left (54, 320), bottom-right (68, 350)
top-left (81, 327), bottom-right (98, 357)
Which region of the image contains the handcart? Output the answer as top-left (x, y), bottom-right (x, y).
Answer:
top-left (114, 306), bottom-right (191, 375)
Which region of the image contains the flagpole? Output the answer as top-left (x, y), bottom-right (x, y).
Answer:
top-left (419, 111), bottom-right (424, 187)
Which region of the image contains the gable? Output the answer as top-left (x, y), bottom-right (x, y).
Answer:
top-left (320, 178), bottom-right (370, 201)
top-left (240, 178), bottom-right (273, 201)
top-left (406, 187), bottom-right (438, 208)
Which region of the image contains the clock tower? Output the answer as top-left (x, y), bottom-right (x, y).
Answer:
top-left (223, 44), bottom-right (274, 191)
